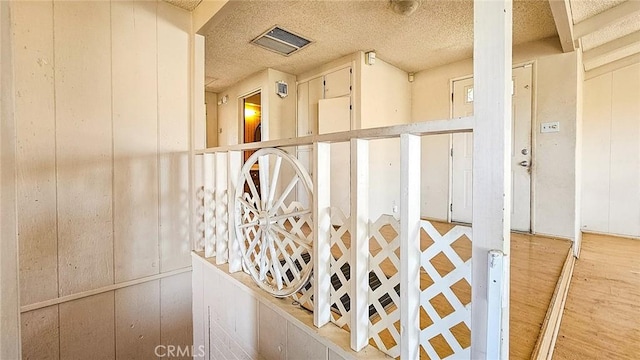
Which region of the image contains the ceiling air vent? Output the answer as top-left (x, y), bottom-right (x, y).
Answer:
top-left (251, 26), bottom-right (312, 56)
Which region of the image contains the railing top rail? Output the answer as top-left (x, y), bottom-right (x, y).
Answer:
top-left (196, 117), bottom-right (473, 154)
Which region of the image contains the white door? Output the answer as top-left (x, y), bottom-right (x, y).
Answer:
top-left (451, 66), bottom-right (533, 231)
top-left (296, 77), bottom-right (324, 207)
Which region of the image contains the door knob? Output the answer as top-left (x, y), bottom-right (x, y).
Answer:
top-left (519, 160), bottom-right (530, 167)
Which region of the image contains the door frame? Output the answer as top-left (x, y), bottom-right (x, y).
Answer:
top-left (447, 61), bottom-right (537, 233)
top-left (238, 88), bottom-right (263, 146)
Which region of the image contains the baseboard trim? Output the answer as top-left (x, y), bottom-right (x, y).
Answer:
top-left (581, 230), bottom-right (640, 241)
top-left (531, 249), bottom-right (576, 360)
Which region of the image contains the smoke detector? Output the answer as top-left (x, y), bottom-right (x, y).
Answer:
top-left (251, 26), bottom-right (312, 56)
top-left (390, 0), bottom-right (422, 16)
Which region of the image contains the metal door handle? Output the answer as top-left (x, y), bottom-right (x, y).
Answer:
top-left (519, 160), bottom-right (530, 167)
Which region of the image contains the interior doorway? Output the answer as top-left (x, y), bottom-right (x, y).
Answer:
top-left (451, 65), bottom-right (533, 232)
top-left (243, 92), bottom-right (262, 161)
top-left (242, 91), bottom-right (262, 195)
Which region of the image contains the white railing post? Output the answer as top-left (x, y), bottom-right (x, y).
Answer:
top-left (215, 151), bottom-right (229, 264)
top-left (487, 250), bottom-right (507, 359)
top-left (194, 154), bottom-right (204, 252)
top-left (472, 0), bottom-right (513, 358)
top-left (313, 142), bottom-right (331, 327)
top-left (400, 134), bottom-right (421, 359)
top-left (203, 153), bottom-right (215, 258)
top-left (227, 150), bottom-right (242, 272)
top-left (350, 139), bottom-right (369, 351)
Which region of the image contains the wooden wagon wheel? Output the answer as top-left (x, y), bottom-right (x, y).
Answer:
top-left (234, 148), bottom-right (313, 297)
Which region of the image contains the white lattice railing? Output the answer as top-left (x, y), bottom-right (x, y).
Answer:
top-left (193, 118), bottom-right (482, 359)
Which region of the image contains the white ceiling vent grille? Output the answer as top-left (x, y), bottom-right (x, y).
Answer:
top-left (251, 26), bottom-right (312, 56)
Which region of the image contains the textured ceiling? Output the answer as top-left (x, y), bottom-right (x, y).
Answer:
top-left (163, 0), bottom-right (202, 11)
top-left (203, 0), bottom-right (558, 92)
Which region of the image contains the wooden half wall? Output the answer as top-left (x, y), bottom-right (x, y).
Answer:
top-left (13, 1), bottom-right (193, 357)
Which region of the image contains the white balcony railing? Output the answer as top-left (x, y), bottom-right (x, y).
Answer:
top-left (193, 117), bottom-right (478, 358)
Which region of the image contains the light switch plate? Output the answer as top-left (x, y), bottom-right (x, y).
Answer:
top-left (541, 121), bottom-right (560, 133)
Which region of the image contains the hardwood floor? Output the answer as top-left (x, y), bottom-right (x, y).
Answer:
top-left (509, 231), bottom-right (571, 359)
top-left (553, 233), bottom-right (640, 360)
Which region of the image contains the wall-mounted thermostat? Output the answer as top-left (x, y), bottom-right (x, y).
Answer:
top-left (276, 81), bottom-right (288, 98)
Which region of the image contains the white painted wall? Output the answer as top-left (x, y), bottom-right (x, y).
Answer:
top-left (216, 68), bottom-right (297, 147)
top-left (298, 53), bottom-right (411, 220)
top-left (411, 37), bottom-right (580, 239)
top-left (582, 62), bottom-right (640, 238)
top-left (268, 69), bottom-right (298, 141)
top-left (192, 254), bottom-right (388, 360)
top-left (1, 0), bottom-right (21, 357)
top-left (360, 57), bottom-right (411, 220)
top-left (13, 1), bottom-right (194, 357)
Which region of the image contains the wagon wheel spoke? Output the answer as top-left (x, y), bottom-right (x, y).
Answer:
top-left (268, 175), bottom-right (299, 216)
top-left (270, 209), bottom-right (311, 224)
top-left (243, 168), bottom-right (262, 211)
top-left (267, 156), bottom-right (282, 209)
top-left (245, 228), bottom-right (262, 259)
top-left (258, 155), bottom-right (270, 209)
top-left (266, 233), bottom-right (284, 290)
top-left (269, 229), bottom-right (301, 281)
top-left (238, 197), bottom-right (260, 216)
top-left (272, 224), bottom-right (311, 250)
top-left (238, 220), bottom-right (259, 229)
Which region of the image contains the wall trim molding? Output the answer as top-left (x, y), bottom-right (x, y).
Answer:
top-left (20, 266), bottom-right (192, 313)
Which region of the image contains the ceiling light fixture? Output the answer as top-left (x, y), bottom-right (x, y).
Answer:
top-left (251, 26), bottom-right (312, 56)
top-left (390, 0), bottom-right (422, 16)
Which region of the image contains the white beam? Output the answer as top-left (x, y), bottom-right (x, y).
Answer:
top-left (583, 30), bottom-right (640, 63)
top-left (192, 0), bottom-right (229, 34)
top-left (227, 150), bottom-right (242, 272)
top-left (399, 134), bottom-right (421, 359)
top-left (203, 153), bottom-right (216, 258)
top-left (472, 0), bottom-right (512, 358)
top-left (313, 142), bottom-right (331, 328)
top-left (574, 0), bottom-right (640, 39)
top-left (215, 152), bottom-right (228, 264)
top-left (350, 139), bottom-right (369, 351)
top-left (585, 52), bottom-right (640, 79)
top-left (549, 0), bottom-right (575, 52)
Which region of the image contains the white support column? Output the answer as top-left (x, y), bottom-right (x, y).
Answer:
top-left (203, 153), bottom-right (215, 258)
top-left (194, 154), bottom-right (204, 252)
top-left (350, 139), bottom-right (369, 351)
top-left (472, 0), bottom-right (513, 358)
top-left (400, 134), bottom-right (421, 359)
top-left (227, 150), bottom-right (242, 272)
top-left (313, 142), bottom-right (331, 327)
top-left (215, 151), bottom-right (229, 264)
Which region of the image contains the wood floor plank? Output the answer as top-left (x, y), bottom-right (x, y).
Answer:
top-left (553, 234), bottom-right (640, 359)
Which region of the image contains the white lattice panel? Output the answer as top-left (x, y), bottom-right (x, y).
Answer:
top-left (419, 220), bottom-right (472, 359)
top-left (277, 201), bottom-right (314, 309)
top-left (329, 207), bottom-right (351, 329)
top-left (369, 215), bottom-right (401, 358)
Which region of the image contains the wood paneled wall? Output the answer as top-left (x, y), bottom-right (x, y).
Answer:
top-left (13, 1), bottom-right (193, 358)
